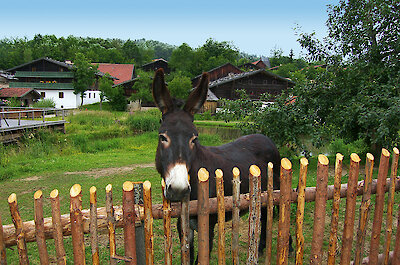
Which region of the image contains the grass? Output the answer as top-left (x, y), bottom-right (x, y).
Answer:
top-left (0, 109), bottom-right (399, 264)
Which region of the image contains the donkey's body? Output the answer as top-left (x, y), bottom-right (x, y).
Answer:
top-left (152, 69), bottom-right (285, 264)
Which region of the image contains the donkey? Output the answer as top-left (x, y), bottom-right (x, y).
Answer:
top-left (152, 68), bottom-right (289, 264)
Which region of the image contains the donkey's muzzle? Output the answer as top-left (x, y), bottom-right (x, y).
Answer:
top-left (165, 184), bottom-right (191, 202)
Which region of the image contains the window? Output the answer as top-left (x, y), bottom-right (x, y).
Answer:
top-left (88, 93), bottom-right (91, 98)
top-left (41, 92), bottom-right (46, 98)
top-left (32, 67), bottom-right (36, 72)
top-left (93, 93), bottom-right (96, 98)
top-left (59, 92), bottom-right (64, 98)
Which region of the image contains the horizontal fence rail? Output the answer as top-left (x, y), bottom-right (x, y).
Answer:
top-left (0, 148), bottom-right (399, 265)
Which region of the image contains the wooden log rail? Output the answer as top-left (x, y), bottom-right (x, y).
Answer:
top-left (2, 176), bottom-right (400, 248)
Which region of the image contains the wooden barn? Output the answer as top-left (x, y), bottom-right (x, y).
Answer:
top-left (208, 69), bottom-right (294, 101)
top-left (191, 63), bottom-right (243, 87)
top-left (141, 59), bottom-right (170, 74)
top-left (0, 87), bottom-right (41, 106)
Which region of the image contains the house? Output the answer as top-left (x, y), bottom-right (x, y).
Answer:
top-left (239, 58), bottom-right (270, 71)
top-left (0, 87), bottom-right (41, 106)
top-left (208, 69), bottom-right (295, 101)
top-left (0, 70), bottom-right (16, 89)
top-left (191, 63), bottom-right (243, 88)
top-left (6, 57), bottom-right (105, 108)
top-left (141, 58), bottom-right (170, 74)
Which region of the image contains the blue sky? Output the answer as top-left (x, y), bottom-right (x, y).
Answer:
top-left (1, 0), bottom-right (338, 58)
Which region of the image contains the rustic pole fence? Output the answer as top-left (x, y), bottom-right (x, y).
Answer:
top-left (215, 169), bottom-right (226, 265)
top-left (277, 158), bottom-right (292, 265)
top-left (89, 186), bottom-right (100, 265)
top-left (198, 168), bottom-right (210, 265)
top-left (247, 165), bottom-right (261, 264)
top-left (33, 190), bottom-right (49, 265)
top-left (295, 157), bottom-right (308, 265)
top-left (143, 181), bottom-right (154, 265)
top-left (327, 153), bottom-right (343, 265)
top-left (353, 153), bottom-right (374, 265)
top-left (0, 150), bottom-right (399, 265)
top-left (232, 167), bottom-right (241, 265)
top-left (369, 148), bottom-right (391, 263)
top-left (161, 179), bottom-right (172, 265)
top-left (310, 154), bottom-right (329, 265)
top-left (265, 162), bottom-right (274, 265)
top-left (8, 193), bottom-right (29, 265)
top-left (383, 147), bottom-right (399, 264)
top-left (70, 184), bottom-right (85, 265)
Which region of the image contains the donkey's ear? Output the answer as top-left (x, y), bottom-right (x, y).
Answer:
top-left (184, 72), bottom-right (209, 115)
top-left (152, 69), bottom-right (173, 114)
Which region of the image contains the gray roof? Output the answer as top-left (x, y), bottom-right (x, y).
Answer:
top-left (208, 69), bottom-right (295, 88)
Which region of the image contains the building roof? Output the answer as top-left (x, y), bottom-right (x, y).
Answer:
top-left (208, 69), bottom-right (295, 89)
top-left (6, 57), bottom-right (73, 72)
top-left (141, 58), bottom-right (168, 68)
top-left (0, 87), bottom-right (40, 98)
top-left (0, 70), bottom-right (16, 80)
top-left (95, 63), bottom-right (135, 85)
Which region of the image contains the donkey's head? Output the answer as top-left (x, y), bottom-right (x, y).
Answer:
top-left (153, 69), bottom-right (209, 201)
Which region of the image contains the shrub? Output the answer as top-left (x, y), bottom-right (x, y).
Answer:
top-left (33, 98), bottom-right (56, 108)
top-left (125, 109), bottom-right (161, 132)
top-left (329, 138), bottom-right (368, 159)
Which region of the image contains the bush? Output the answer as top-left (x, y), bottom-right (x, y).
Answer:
top-left (125, 109), bottom-right (161, 132)
top-left (329, 138), bottom-right (368, 159)
top-left (33, 98), bottom-right (56, 108)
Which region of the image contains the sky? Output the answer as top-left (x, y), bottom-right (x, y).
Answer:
top-left (1, 0), bottom-right (339, 58)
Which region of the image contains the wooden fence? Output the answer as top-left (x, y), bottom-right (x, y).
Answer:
top-left (0, 147), bottom-right (399, 264)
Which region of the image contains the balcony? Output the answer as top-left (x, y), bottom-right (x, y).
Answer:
top-left (14, 71), bottom-right (74, 78)
top-left (9, 82), bottom-right (74, 90)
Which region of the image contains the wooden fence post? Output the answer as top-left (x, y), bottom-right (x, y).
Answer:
top-left (0, 213), bottom-right (6, 265)
top-left (8, 193), bottom-right (29, 265)
top-left (393, 203), bottom-right (400, 265)
top-left (143, 181), bottom-right (154, 265)
top-left (340, 153), bottom-right (361, 265)
top-left (123, 181), bottom-right (137, 265)
top-left (309, 155), bottom-right (329, 264)
top-left (50, 189), bottom-right (66, 265)
top-left (369, 148), bottom-right (390, 264)
top-left (327, 153), bottom-right (343, 265)
top-left (106, 184), bottom-right (117, 265)
top-left (383, 147), bottom-right (399, 264)
top-left (89, 186), bottom-right (100, 265)
top-left (353, 153), bottom-right (374, 265)
top-left (34, 190), bottom-right (49, 265)
top-left (247, 165), bottom-right (261, 264)
top-left (265, 163), bottom-right (274, 265)
top-left (70, 184), bottom-right (85, 265)
top-left (277, 158), bottom-right (292, 265)
top-left (295, 157), bottom-right (308, 265)
top-left (198, 168), bottom-right (210, 265)
top-left (232, 167), bottom-right (241, 265)
top-left (161, 179), bottom-right (172, 265)
top-left (215, 169), bottom-right (226, 265)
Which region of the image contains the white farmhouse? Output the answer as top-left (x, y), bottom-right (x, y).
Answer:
top-left (6, 57), bottom-right (109, 109)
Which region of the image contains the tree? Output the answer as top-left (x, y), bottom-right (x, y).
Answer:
top-left (167, 72), bottom-right (192, 100)
top-left (98, 73), bottom-right (127, 111)
top-left (72, 53), bottom-right (98, 107)
top-left (130, 70), bottom-right (154, 105)
top-left (295, 0), bottom-right (400, 151)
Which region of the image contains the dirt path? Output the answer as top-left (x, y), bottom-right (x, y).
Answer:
top-left (64, 163), bottom-right (155, 178)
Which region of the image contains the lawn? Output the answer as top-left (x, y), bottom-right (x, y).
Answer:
top-left (0, 109), bottom-right (398, 264)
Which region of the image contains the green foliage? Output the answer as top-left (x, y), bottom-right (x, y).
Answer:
top-left (167, 72), bottom-right (191, 99)
top-left (99, 73), bottom-right (127, 111)
top-left (125, 109), bottom-right (161, 132)
top-left (5, 97), bottom-right (21, 107)
top-left (329, 138), bottom-right (368, 160)
top-left (72, 53), bottom-right (98, 106)
top-left (33, 98), bottom-right (56, 108)
top-left (130, 70), bottom-right (154, 104)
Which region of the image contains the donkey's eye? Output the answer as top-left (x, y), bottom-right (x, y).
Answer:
top-left (159, 134), bottom-right (168, 142)
top-left (190, 136), bottom-right (198, 147)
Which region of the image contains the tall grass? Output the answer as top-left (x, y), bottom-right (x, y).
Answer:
top-left (125, 108), bottom-right (161, 132)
